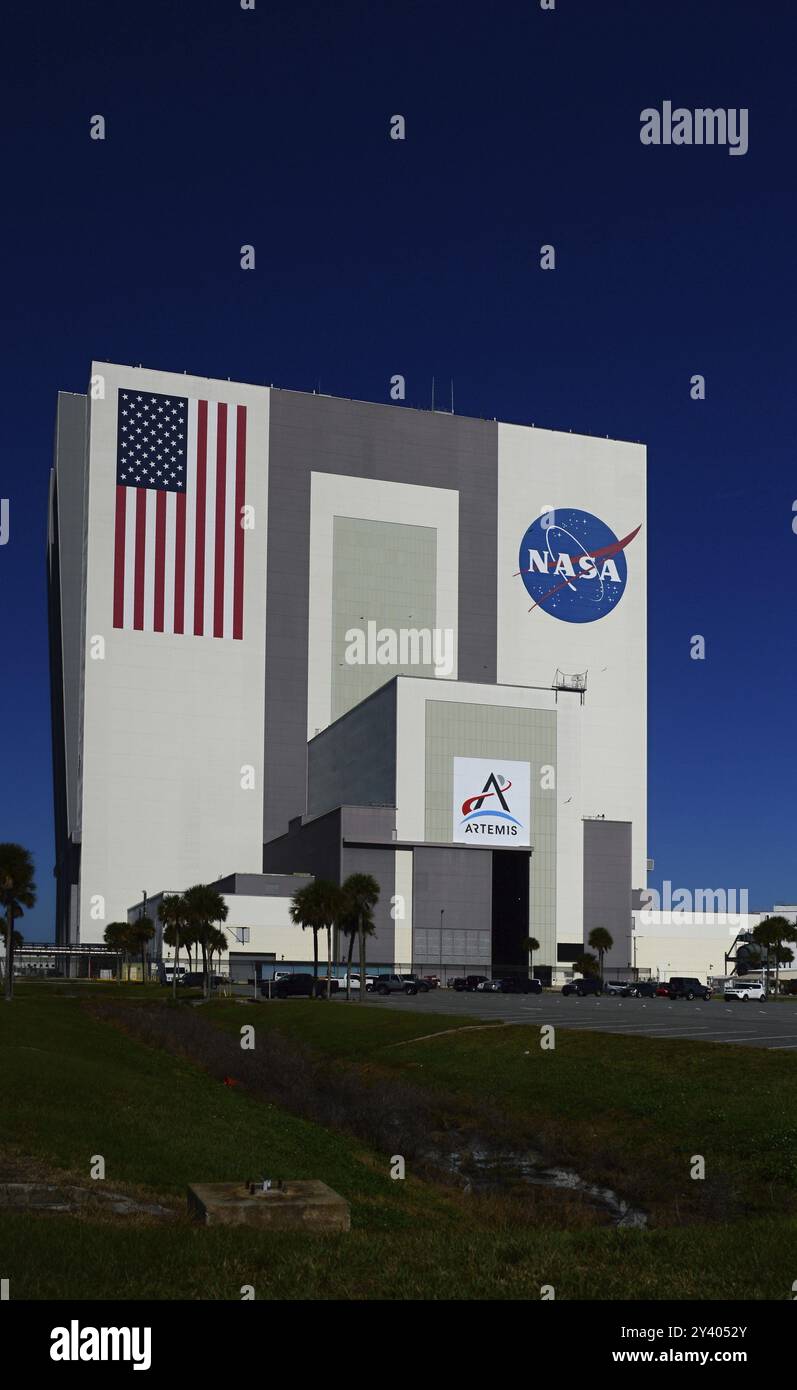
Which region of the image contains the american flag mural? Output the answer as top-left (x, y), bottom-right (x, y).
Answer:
top-left (112, 388), bottom-right (247, 639)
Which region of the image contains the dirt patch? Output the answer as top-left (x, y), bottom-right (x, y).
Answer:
top-left (0, 1146), bottom-right (179, 1224)
top-left (0, 1183), bottom-right (174, 1219)
top-left (387, 1023), bottom-right (512, 1046)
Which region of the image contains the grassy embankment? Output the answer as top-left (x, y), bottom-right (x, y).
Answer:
top-left (1, 982), bottom-right (795, 1300)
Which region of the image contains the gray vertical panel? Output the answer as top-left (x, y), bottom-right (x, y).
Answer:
top-left (49, 392), bottom-right (88, 944)
top-left (58, 395), bottom-right (88, 839)
top-left (340, 840), bottom-right (396, 965)
top-left (331, 516), bottom-right (437, 719)
top-left (307, 681), bottom-right (396, 818)
top-left (423, 700), bottom-right (557, 967)
top-left (264, 393), bottom-right (498, 842)
top-left (412, 846), bottom-right (493, 967)
top-left (262, 808), bottom-right (343, 884)
top-left (583, 820), bottom-right (633, 969)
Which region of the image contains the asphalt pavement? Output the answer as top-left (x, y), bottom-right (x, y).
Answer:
top-left (356, 988), bottom-right (797, 1049)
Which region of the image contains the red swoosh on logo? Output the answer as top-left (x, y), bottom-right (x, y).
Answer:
top-left (461, 780), bottom-right (512, 816)
top-left (516, 524), bottom-right (642, 612)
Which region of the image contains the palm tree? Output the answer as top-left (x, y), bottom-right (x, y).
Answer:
top-left (127, 915), bottom-right (155, 984)
top-left (523, 935), bottom-right (540, 980)
top-left (339, 874), bottom-right (380, 1001)
top-left (103, 921), bottom-right (131, 981)
top-left (753, 917), bottom-right (797, 998)
top-left (338, 898), bottom-right (358, 997)
top-left (183, 884), bottom-right (229, 998)
top-left (0, 920), bottom-right (23, 989)
top-left (588, 927), bottom-right (613, 982)
top-left (159, 894), bottom-right (188, 999)
top-left (0, 844), bottom-right (36, 1003)
top-left (315, 880), bottom-right (345, 997)
top-left (290, 881), bottom-right (324, 993)
top-left (181, 923), bottom-right (198, 974)
top-left (206, 926), bottom-right (228, 979)
top-left (572, 951), bottom-right (600, 980)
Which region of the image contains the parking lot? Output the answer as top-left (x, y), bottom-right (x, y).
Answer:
top-left (359, 988), bottom-right (797, 1049)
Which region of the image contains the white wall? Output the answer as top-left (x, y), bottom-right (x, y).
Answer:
top-left (496, 425), bottom-right (647, 900)
top-left (78, 364), bottom-right (270, 943)
top-left (157, 893), bottom-right (314, 965)
top-left (215, 894), bottom-right (314, 964)
top-left (632, 910), bottom-right (764, 980)
top-left (394, 676), bottom-right (559, 842)
top-left (394, 849), bottom-right (414, 964)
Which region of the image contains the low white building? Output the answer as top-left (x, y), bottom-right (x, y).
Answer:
top-left (632, 904), bottom-right (797, 986)
top-left (128, 873), bottom-right (316, 982)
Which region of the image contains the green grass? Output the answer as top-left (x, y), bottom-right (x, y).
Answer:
top-left (203, 999), bottom-right (797, 1222)
top-left (2, 985), bottom-right (796, 1301)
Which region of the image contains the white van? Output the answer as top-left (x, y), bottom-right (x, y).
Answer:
top-left (724, 978), bottom-right (766, 1001)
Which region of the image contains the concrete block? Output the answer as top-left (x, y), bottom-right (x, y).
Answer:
top-left (187, 1180), bottom-right (350, 1232)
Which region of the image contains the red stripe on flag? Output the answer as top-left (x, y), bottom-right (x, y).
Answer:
top-left (194, 400), bottom-right (208, 635)
top-left (214, 402), bottom-right (227, 638)
top-left (233, 405), bottom-right (246, 640)
top-left (153, 490), bottom-right (167, 632)
top-left (133, 490), bottom-right (147, 630)
top-left (174, 491), bottom-right (186, 634)
top-left (113, 485), bottom-right (127, 628)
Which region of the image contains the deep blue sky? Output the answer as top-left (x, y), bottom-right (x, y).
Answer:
top-left (2, 0), bottom-right (795, 938)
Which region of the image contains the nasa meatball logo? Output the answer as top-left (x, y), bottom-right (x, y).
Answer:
top-left (453, 757), bottom-right (530, 847)
top-left (518, 508), bottom-right (641, 623)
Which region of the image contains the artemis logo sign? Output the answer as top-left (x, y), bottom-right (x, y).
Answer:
top-left (453, 757), bottom-right (531, 846)
top-left (518, 508), bottom-right (641, 623)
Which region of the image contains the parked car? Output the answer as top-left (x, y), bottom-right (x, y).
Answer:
top-left (626, 980), bottom-right (659, 998)
top-left (500, 976), bottom-right (543, 995)
top-left (160, 965), bottom-right (188, 984)
top-left (400, 974), bottom-right (431, 993)
top-left (370, 974), bottom-right (418, 996)
top-left (421, 975), bottom-right (439, 989)
top-left (182, 971), bottom-right (226, 988)
top-left (561, 976), bottom-right (602, 997)
top-left (724, 978), bottom-right (766, 1001)
top-left (655, 983), bottom-right (670, 996)
top-left (602, 981), bottom-right (630, 997)
top-left (452, 975), bottom-right (488, 992)
top-left (477, 978), bottom-right (503, 992)
top-left (313, 978), bottom-right (342, 998)
top-left (667, 976), bottom-right (712, 1001)
top-left (262, 973), bottom-right (327, 999)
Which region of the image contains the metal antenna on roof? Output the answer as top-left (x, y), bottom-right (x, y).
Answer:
top-left (431, 376), bottom-right (435, 412)
top-left (450, 379), bottom-right (454, 414)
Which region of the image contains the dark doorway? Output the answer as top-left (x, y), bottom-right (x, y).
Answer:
top-left (491, 850), bottom-right (531, 974)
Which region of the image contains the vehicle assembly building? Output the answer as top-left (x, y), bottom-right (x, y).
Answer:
top-left (48, 362), bottom-right (647, 980)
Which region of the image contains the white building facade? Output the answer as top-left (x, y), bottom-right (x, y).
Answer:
top-left (49, 362), bottom-right (648, 978)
